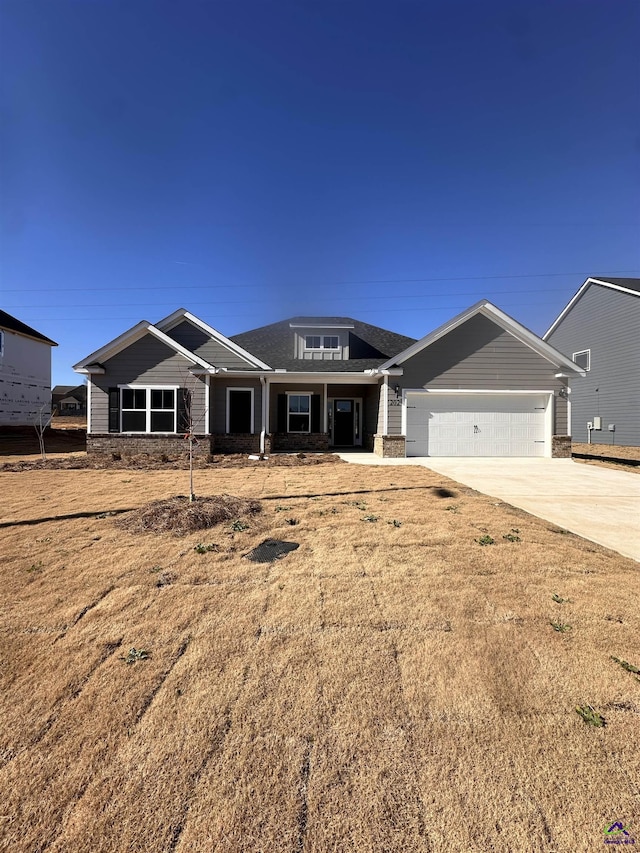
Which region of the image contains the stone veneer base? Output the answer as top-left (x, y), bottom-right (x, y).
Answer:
top-left (374, 434), bottom-right (406, 458)
top-left (552, 435), bottom-right (572, 458)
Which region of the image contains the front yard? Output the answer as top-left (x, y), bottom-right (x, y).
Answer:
top-left (0, 463), bottom-right (638, 852)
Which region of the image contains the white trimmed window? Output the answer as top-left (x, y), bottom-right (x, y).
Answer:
top-left (305, 335), bottom-right (339, 350)
top-left (572, 349), bottom-right (590, 371)
top-left (121, 387), bottom-right (177, 433)
top-left (287, 393), bottom-right (311, 433)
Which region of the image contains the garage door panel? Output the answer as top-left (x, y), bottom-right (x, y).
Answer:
top-left (405, 393), bottom-right (549, 457)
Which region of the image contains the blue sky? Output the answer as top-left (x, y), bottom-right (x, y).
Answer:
top-left (1, 0), bottom-right (638, 386)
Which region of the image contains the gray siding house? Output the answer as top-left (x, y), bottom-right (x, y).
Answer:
top-left (74, 302), bottom-right (583, 458)
top-left (544, 277), bottom-right (640, 447)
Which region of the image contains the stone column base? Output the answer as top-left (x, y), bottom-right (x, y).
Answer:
top-left (552, 435), bottom-right (572, 458)
top-left (373, 434), bottom-right (406, 458)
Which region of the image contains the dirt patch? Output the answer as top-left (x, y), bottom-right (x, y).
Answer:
top-left (115, 494), bottom-right (262, 536)
top-left (572, 442), bottom-right (640, 461)
top-left (572, 442), bottom-right (640, 473)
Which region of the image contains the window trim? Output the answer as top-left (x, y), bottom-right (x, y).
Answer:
top-left (118, 385), bottom-right (179, 434)
top-left (572, 349), bottom-right (590, 371)
top-left (286, 391), bottom-right (311, 433)
top-left (304, 334), bottom-right (340, 351)
top-left (225, 387), bottom-right (255, 434)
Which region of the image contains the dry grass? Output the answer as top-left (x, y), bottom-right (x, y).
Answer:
top-left (1, 464), bottom-right (639, 852)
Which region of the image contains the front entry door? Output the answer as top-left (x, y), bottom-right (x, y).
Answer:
top-left (333, 400), bottom-right (355, 446)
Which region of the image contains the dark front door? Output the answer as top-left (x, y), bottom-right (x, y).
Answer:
top-left (333, 400), bottom-right (354, 446)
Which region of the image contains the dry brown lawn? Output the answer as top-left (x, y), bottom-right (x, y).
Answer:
top-left (1, 463), bottom-right (638, 853)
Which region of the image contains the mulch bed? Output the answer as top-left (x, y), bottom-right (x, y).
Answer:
top-left (0, 451), bottom-right (345, 472)
top-left (115, 494), bottom-right (262, 536)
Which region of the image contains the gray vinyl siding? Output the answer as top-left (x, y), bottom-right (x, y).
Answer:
top-left (166, 321), bottom-right (258, 370)
top-left (546, 285), bottom-right (639, 446)
top-left (211, 378), bottom-right (262, 434)
top-left (89, 334), bottom-right (207, 432)
top-left (391, 314), bottom-right (568, 435)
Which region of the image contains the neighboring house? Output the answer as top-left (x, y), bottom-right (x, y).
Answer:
top-left (73, 302), bottom-right (583, 458)
top-left (0, 310), bottom-right (57, 427)
top-left (544, 277), bottom-right (640, 447)
top-left (52, 383), bottom-right (87, 415)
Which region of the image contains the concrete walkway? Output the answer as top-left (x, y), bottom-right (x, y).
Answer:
top-left (337, 454), bottom-right (640, 562)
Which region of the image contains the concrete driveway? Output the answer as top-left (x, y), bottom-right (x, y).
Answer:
top-left (337, 454), bottom-right (640, 562)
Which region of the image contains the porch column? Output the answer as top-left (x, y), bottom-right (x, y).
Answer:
top-left (323, 382), bottom-right (328, 433)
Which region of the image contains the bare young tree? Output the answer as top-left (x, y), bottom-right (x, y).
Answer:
top-left (34, 403), bottom-right (54, 461)
top-left (179, 373), bottom-right (207, 502)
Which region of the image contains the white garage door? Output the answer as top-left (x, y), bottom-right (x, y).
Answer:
top-left (405, 393), bottom-right (549, 457)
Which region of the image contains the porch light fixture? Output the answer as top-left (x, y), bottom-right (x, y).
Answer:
top-left (394, 384), bottom-right (400, 396)
top-left (558, 387), bottom-right (570, 399)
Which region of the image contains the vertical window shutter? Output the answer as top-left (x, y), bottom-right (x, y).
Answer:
top-left (311, 394), bottom-right (321, 432)
top-left (177, 388), bottom-right (189, 433)
top-left (277, 394), bottom-right (287, 432)
top-left (108, 388), bottom-right (120, 432)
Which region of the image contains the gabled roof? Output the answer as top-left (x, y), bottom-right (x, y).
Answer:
top-left (156, 308), bottom-right (271, 369)
top-left (380, 300), bottom-right (586, 375)
top-left (543, 277), bottom-right (640, 339)
top-left (230, 316), bottom-right (416, 373)
top-left (0, 310), bottom-right (57, 346)
top-left (73, 321), bottom-right (215, 373)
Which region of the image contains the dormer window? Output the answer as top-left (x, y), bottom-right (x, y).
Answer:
top-left (305, 335), bottom-right (339, 350)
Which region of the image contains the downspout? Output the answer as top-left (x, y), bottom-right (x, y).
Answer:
top-left (86, 380), bottom-right (92, 434)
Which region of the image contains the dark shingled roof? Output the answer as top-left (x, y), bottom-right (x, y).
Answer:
top-left (230, 316), bottom-right (416, 372)
top-left (590, 277), bottom-right (640, 294)
top-left (0, 310), bottom-right (57, 345)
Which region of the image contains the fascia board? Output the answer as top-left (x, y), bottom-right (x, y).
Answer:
top-left (380, 300), bottom-right (584, 375)
top-left (156, 309), bottom-right (272, 370)
top-left (543, 277), bottom-right (640, 340)
top-left (73, 322), bottom-right (214, 371)
top-left (378, 301), bottom-right (486, 369)
top-left (542, 279), bottom-right (591, 339)
top-left (477, 303), bottom-right (585, 374)
top-left (289, 323), bottom-right (355, 329)
top-left (260, 371), bottom-right (379, 384)
top-left (73, 321), bottom-right (152, 370)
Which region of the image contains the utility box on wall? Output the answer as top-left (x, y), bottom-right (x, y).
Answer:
top-left (593, 416), bottom-right (602, 430)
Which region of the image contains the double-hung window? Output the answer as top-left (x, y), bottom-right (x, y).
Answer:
top-left (287, 394), bottom-right (311, 433)
top-left (121, 387), bottom-right (176, 433)
top-left (305, 335), bottom-right (339, 351)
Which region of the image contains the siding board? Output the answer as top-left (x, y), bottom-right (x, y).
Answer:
top-left (90, 335), bottom-right (207, 432)
top-left (166, 321), bottom-right (257, 370)
top-left (547, 284), bottom-right (639, 446)
top-left (389, 314), bottom-right (568, 435)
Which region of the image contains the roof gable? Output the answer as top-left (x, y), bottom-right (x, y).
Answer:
top-left (543, 277), bottom-right (640, 339)
top-left (73, 321), bottom-right (215, 373)
top-left (156, 309), bottom-right (271, 369)
top-left (381, 300), bottom-right (585, 375)
top-left (0, 310), bottom-right (57, 346)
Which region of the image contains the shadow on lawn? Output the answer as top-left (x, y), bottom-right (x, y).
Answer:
top-left (262, 485), bottom-right (458, 501)
top-left (0, 508), bottom-right (136, 529)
